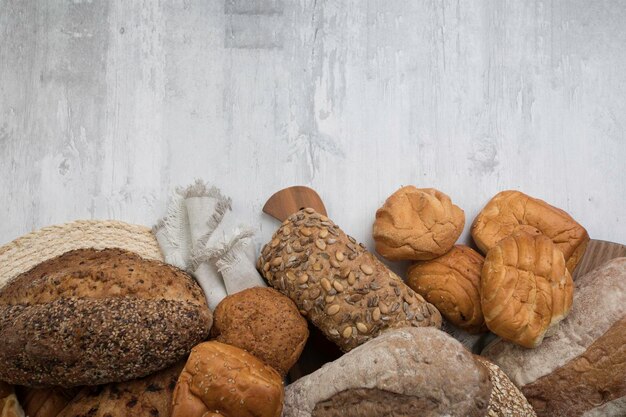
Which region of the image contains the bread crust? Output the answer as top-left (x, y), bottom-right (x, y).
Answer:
top-left (481, 232), bottom-right (573, 348)
top-left (0, 248), bottom-right (212, 387)
top-left (211, 287), bottom-right (309, 376)
top-left (258, 209), bottom-right (441, 352)
top-left (407, 245), bottom-right (487, 334)
top-left (0, 382), bottom-right (25, 417)
top-left (171, 342), bottom-right (284, 417)
top-left (373, 186), bottom-right (465, 261)
top-left (471, 190), bottom-right (589, 273)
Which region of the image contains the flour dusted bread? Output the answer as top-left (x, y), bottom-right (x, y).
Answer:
top-left (258, 208), bottom-right (441, 352)
top-left (0, 248), bottom-right (212, 387)
top-left (211, 287), bottom-right (308, 376)
top-left (482, 257), bottom-right (626, 417)
top-left (407, 245), bottom-right (486, 334)
top-left (373, 186), bottom-right (465, 260)
top-left (171, 342), bottom-right (284, 417)
top-left (56, 361), bottom-right (184, 417)
top-left (481, 232), bottom-right (573, 348)
top-left (472, 190), bottom-right (589, 273)
top-left (283, 327), bottom-right (492, 417)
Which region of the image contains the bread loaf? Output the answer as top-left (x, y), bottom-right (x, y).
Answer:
top-left (56, 361), bottom-right (184, 417)
top-left (481, 232), bottom-right (573, 348)
top-left (471, 190), bottom-right (589, 273)
top-left (258, 208), bottom-right (442, 352)
top-left (407, 245), bottom-right (486, 334)
top-left (283, 327), bottom-right (492, 417)
top-left (0, 248), bottom-right (212, 387)
top-left (373, 186), bottom-right (465, 261)
top-left (211, 287), bottom-right (309, 376)
top-left (16, 387), bottom-right (77, 417)
top-left (171, 342), bottom-right (284, 417)
top-left (482, 257), bottom-right (626, 417)
top-left (0, 382), bottom-right (24, 417)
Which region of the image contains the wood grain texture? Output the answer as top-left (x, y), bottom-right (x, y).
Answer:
top-left (263, 186), bottom-right (327, 222)
top-left (0, 0), bottom-right (625, 258)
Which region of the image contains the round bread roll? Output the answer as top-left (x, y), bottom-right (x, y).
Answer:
top-left (210, 287), bottom-right (309, 376)
top-left (0, 248), bottom-right (212, 387)
top-left (482, 232), bottom-right (574, 348)
top-left (407, 245), bottom-right (487, 334)
top-left (471, 190), bottom-right (589, 273)
top-left (258, 208), bottom-right (442, 353)
top-left (373, 186), bottom-right (465, 261)
top-left (171, 342), bottom-right (284, 417)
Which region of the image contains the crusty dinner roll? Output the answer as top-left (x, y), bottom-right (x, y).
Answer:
top-left (0, 382), bottom-right (24, 417)
top-left (482, 257), bottom-right (626, 417)
top-left (472, 190), bottom-right (589, 273)
top-left (407, 245), bottom-right (487, 334)
top-left (481, 232), bottom-right (573, 348)
top-left (171, 342), bottom-right (283, 417)
top-left (211, 287), bottom-right (309, 376)
top-left (284, 327), bottom-right (499, 417)
top-left (373, 186), bottom-right (465, 261)
top-left (56, 361), bottom-right (184, 417)
top-left (258, 208), bottom-right (442, 352)
top-left (0, 248), bottom-right (212, 387)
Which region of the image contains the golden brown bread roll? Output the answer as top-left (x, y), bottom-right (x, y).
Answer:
top-left (0, 382), bottom-right (24, 417)
top-left (481, 232), bottom-right (574, 348)
top-left (171, 342), bottom-right (283, 417)
top-left (258, 208), bottom-right (442, 353)
top-left (210, 287), bottom-right (309, 376)
top-left (373, 186), bottom-right (465, 261)
top-left (407, 245), bottom-right (487, 334)
top-left (471, 190), bottom-right (589, 273)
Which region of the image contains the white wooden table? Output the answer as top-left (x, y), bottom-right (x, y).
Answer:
top-left (1, 0), bottom-right (625, 255)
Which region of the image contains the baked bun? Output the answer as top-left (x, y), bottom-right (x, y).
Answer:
top-left (56, 361), bottom-right (184, 417)
top-left (0, 248), bottom-right (212, 387)
top-left (473, 356), bottom-right (536, 417)
top-left (407, 245), bottom-right (487, 334)
top-left (373, 186), bottom-right (465, 261)
top-left (258, 208), bottom-right (441, 353)
top-left (471, 190), bottom-right (589, 273)
top-left (481, 232), bottom-right (574, 348)
top-left (283, 327), bottom-right (491, 417)
top-left (171, 342), bottom-right (283, 417)
top-left (0, 382), bottom-right (25, 417)
top-left (211, 287), bottom-right (308, 376)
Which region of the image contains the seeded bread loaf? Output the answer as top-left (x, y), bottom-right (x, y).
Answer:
top-left (482, 257), bottom-right (626, 417)
top-left (257, 208), bottom-right (442, 352)
top-left (407, 245), bottom-right (487, 334)
top-left (0, 248), bottom-right (212, 387)
top-left (211, 287), bottom-right (309, 376)
top-left (56, 361), bottom-right (184, 417)
top-left (283, 327), bottom-right (492, 417)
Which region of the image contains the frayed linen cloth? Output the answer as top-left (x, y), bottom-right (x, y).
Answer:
top-left (154, 180), bottom-right (266, 309)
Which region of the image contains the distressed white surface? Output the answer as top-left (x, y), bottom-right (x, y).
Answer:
top-left (1, 0), bottom-right (625, 260)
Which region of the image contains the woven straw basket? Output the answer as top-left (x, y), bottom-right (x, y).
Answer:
top-left (0, 220), bottom-right (163, 290)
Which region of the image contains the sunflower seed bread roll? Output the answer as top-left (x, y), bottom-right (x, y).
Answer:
top-left (257, 208), bottom-right (442, 352)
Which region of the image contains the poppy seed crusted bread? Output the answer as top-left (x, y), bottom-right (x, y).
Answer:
top-left (0, 248), bottom-right (212, 387)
